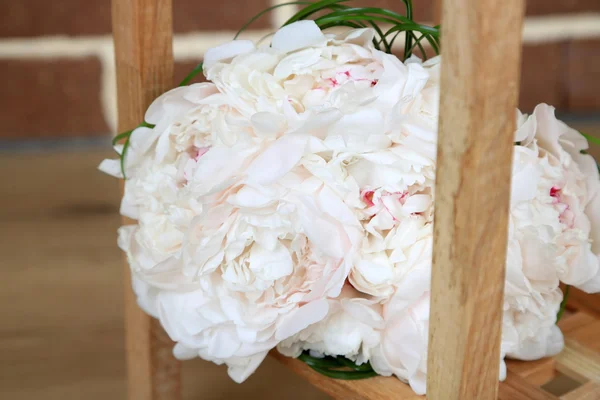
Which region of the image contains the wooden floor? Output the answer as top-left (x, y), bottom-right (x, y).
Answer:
top-left (0, 149), bottom-right (329, 400)
top-left (1, 122), bottom-right (599, 400)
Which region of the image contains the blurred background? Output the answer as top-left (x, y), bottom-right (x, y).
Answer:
top-left (1, 1), bottom-right (599, 399)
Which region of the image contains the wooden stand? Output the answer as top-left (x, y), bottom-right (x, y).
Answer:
top-left (110, 0), bottom-right (600, 399)
top-left (112, 1), bottom-right (181, 399)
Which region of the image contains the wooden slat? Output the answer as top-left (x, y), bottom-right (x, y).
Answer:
top-left (498, 370), bottom-right (559, 400)
top-left (426, 0), bottom-right (525, 399)
top-left (555, 339), bottom-right (600, 383)
top-left (270, 351), bottom-right (423, 400)
top-left (559, 313), bottom-right (600, 354)
top-left (510, 358), bottom-right (557, 386)
top-left (111, 1), bottom-right (180, 399)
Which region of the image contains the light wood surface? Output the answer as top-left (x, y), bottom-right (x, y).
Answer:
top-left (111, 1), bottom-right (179, 399)
top-left (270, 351), bottom-right (424, 400)
top-left (427, 0), bottom-right (526, 399)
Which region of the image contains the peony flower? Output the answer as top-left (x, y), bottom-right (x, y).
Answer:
top-left (369, 270), bottom-right (431, 395)
top-left (501, 104), bottom-right (599, 364)
top-left (277, 284), bottom-right (383, 365)
top-left (100, 19), bottom-right (600, 394)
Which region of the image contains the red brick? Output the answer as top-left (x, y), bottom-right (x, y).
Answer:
top-left (0, 58), bottom-right (109, 139)
top-left (519, 42), bottom-right (567, 113)
top-left (0, 0), bottom-right (271, 37)
top-left (0, 0), bottom-right (112, 37)
top-left (566, 39), bottom-right (600, 112)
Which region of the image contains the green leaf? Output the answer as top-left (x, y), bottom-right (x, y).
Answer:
top-left (313, 7), bottom-right (413, 24)
top-left (120, 134), bottom-right (131, 179)
top-left (308, 365), bottom-right (379, 380)
top-left (315, 14), bottom-right (406, 28)
top-left (557, 285), bottom-right (570, 322)
top-left (298, 353), bottom-right (343, 369)
top-left (402, 0), bottom-right (413, 59)
top-left (112, 130), bottom-right (133, 146)
top-left (336, 357), bottom-right (374, 372)
top-left (297, 352), bottom-right (378, 379)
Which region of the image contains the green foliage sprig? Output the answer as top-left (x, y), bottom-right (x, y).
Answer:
top-left (298, 352), bottom-right (379, 379)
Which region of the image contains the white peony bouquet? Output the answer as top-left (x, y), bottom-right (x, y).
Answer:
top-left (100, 3), bottom-right (600, 395)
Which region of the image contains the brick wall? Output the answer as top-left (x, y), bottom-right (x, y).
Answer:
top-left (1, 0), bottom-right (599, 140)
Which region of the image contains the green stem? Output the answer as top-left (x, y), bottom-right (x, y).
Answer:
top-left (402, 0), bottom-right (413, 59)
top-left (178, 62), bottom-right (204, 86)
top-left (557, 285), bottom-right (570, 322)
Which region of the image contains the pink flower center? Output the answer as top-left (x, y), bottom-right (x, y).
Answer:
top-left (361, 190), bottom-right (412, 223)
top-left (550, 186), bottom-right (575, 228)
top-left (361, 190), bottom-right (375, 207)
top-left (191, 146), bottom-right (211, 160)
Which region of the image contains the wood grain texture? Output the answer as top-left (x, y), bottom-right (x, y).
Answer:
top-left (270, 351), bottom-right (423, 400)
top-left (111, 1), bottom-right (179, 399)
top-left (498, 370), bottom-right (559, 400)
top-left (427, 0), bottom-right (525, 399)
top-left (561, 382), bottom-right (600, 400)
top-left (555, 339), bottom-right (600, 383)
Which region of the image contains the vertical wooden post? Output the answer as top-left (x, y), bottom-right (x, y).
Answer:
top-left (427, 0), bottom-right (525, 399)
top-left (111, 1), bottom-right (181, 399)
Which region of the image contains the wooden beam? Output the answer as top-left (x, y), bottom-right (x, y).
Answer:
top-left (111, 1), bottom-right (180, 399)
top-left (270, 351), bottom-right (424, 400)
top-left (427, 0), bottom-right (525, 399)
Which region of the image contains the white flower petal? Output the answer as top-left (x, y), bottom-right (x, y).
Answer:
top-left (203, 40), bottom-right (256, 70)
top-left (271, 20), bottom-right (326, 53)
